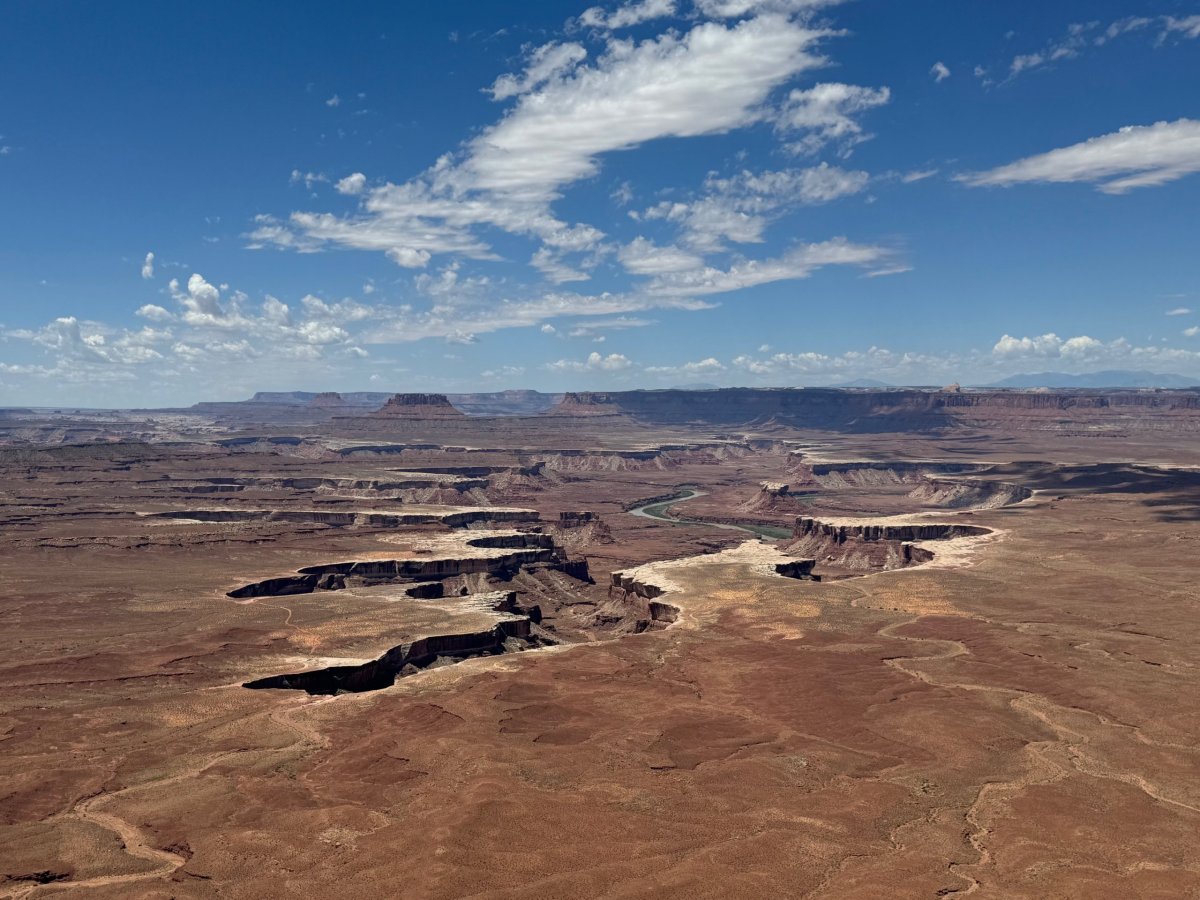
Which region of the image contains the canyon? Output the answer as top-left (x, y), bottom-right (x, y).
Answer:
top-left (0, 388), bottom-right (1198, 898)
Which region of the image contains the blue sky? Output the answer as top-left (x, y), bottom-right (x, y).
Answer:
top-left (2, 0), bottom-right (1199, 405)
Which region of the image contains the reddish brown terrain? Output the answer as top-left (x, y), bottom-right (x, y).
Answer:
top-left (2, 387), bottom-right (1199, 898)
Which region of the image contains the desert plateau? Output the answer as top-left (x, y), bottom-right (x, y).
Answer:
top-left (1, 387), bottom-right (1198, 897)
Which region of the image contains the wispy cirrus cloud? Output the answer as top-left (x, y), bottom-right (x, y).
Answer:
top-left (958, 119), bottom-right (1200, 194)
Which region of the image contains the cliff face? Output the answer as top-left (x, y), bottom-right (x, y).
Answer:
top-left (785, 516), bottom-right (992, 572)
top-left (542, 391), bottom-right (626, 417)
top-left (792, 516), bottom-right (990, 543)
top-left (550, 388), bottom-right (1200, 431)
top-left (308, 392), bottom-right (348, 408)
top-left (371, 393), bottom-right (465, 418)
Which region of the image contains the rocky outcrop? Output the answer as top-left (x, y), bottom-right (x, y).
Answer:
top-left (541, 392), bottom-right (626, 417)
top-left (147, 507), bottom-right (537, 528)
top-left (792, 517), bottom-right (990, 543)
top-left (774, 559), bottom-right (818, 580)
top-left (738, 482), bottom-right (810, 515)
top-left (308, 392), bottom-right (348, 408)
top-left (554, 511), bottom-right (615, 551)
top-left (785, 516), bottom-right (991, 572)
top-left (609, 571), bottom-right (666, 601)
top-left (599, 570), bottom-right (680, 634)
top-left (371, 394), bottom-right (465, 418)
top-left (791, 461), bottom-right (982, 488)
top-left (226, 533), bottom-right (584, 599)
top-left (243, 592), bottom-right (547, 695)
top-left (907, 477), bottom-right (1033, 509)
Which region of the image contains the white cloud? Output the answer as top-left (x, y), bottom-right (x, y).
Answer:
top-left (1007, 16), bottom-right (1200, 80)
top-left (335, 172), bottom-right (367, 195)
top-left (579, 0), bottom-right (676, 31)
top-left (777, 82), bottom-right (890, 155)
top-left (642, 163), bottom-right (868, 251)
top-left (461, 15), bottom-right (828, 202)
top-left (901, 169), bottom-right (938, 183)
top-left (256, 13), bottom-right (836, 282)
top-left (1185, 326), bottom-right (1200, 338)
top-left (646, 237), bottom-right (893, 296)
top-left (136, 303), bottom-right (173, 323)
top-left (565, 316), bottom-right (655, 338)
top-left (1164, 15), bottom-right (1200, 39)
top-left (1009, 52), bottom-right (1045, 75)
top-left (618, 238), bottom-right (705, 275)
top-left (958, 119), bottom-right (1200, 194)
top-left (531, 247), bottom-right (591, 284)
top-left (696, 0), bottom-right (842, 16)
top-left (140, 252), bottom-right (155, 280)
top-left (481, 364), bottom-right (527, 379)
top-left (1166, 307), bottom-right (1192, 316)
top-left (289, 170), bottom-right (328, 190)
top-left (325, 94), bottom-right (341, 107)
top-left (547, 350), bottom-right (634, 372)
top-left (930, 61), bottom-right (950, 82)
top-left (645, 356), bottom-right (726, 375)
top-left (489, 42), bottom-right (588, 101)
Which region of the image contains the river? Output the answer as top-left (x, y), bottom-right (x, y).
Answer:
top-left (628, 489), bottom-right (793, 540)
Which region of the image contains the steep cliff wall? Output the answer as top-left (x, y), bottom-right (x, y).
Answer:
top-left (548, 387), bottom-right (1200, 431)
top-left (785, 516), bottom-right (990, 571)
top-left (371, 393), bottom-right (465, 418)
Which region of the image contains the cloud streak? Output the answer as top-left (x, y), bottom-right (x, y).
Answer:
top-left (958, 119), bottom-right (1200, 194)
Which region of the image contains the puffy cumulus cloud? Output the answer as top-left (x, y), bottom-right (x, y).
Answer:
top-left (988, 332), bottom-right (1200, 374)
top-left (335, 172), bottom-right (367, 195)
top-left (646, 237), bottom-right (895, 296)
top-left (1184, 326), bottom-right (1199, 338)
top-left (136, 303), bottom-right (173, 323)
top-left (959, 119), bottom-right (1200, 194)
top-left (578, 0), bottom-right (676, 30)
top-left (547, 351), bottom-right (634, 372)
top-left (640, 163), bottom-right (868, 252)
top-left (992, 333), bottom-right (1103, 360)
top-left (140, 252), bottom-right (155, 280)
top-left (489, 42), bottom-right (588, 101)
top-left (726, 332), bottom-right (1200, 385)
top-left (777, 82), bottom-right (890, 156)
top-left (645, 356), bottom-right (726, 376)
top-left (930, 61), bottom-right (950, 82)
top-left (730, 345), bottom-right (960, 383)
top-left (0, 317), bottom-right (172, 387)
top-left (170, 274), bottom-right (228, 327)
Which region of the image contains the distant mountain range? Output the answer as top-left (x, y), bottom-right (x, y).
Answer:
top-left (984, 370), bottom-right (1200, 389)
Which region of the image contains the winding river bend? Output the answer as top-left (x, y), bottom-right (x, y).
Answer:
top-left (629, 489), bottom-right (793, 540)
